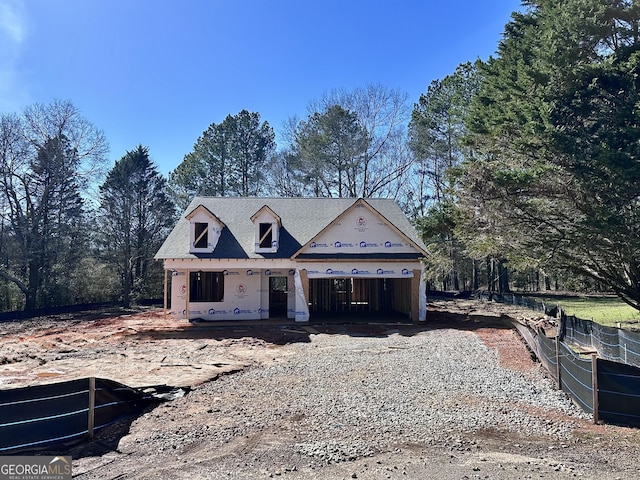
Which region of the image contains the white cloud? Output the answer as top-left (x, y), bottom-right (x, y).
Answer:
top-left (0, 0), bottom-right (26, 44)
top-left (0, 0), bottom-right (29, 112)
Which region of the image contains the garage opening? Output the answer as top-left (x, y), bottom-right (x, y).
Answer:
top-left (309, 277), bottom-right (411, 318)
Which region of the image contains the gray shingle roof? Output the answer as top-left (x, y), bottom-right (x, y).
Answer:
top-left (155, 197), bottom-right (427, 260)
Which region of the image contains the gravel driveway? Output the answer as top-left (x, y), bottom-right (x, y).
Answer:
top-left (70, 303), bottom-right (640, 480)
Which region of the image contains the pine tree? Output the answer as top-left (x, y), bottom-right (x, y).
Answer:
top-left (460, 0), bottom-right (640, 310)
top-left (98, 146), bottom-right (176, 307)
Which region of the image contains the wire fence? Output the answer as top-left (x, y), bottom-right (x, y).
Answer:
top-left (561, 315), bottom-right (640, 368)
top-left (0, 377), bottom-right (158, 454)
top-left (479, 292), bottom-right (557, 314)
top-left (481, 292), bottom-right (640, 369)
top-left (489, 292), bottom-right (640, 427)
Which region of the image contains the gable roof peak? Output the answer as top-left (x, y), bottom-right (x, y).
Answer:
top-left (250, 204), bottom-right (282, 226)
top-left (156, 196), bottom-right (428, 260)
top-left (184, 204), bottom-right (226, 227)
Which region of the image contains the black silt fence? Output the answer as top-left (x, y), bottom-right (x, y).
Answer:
top-left (591, 323), bottom-right (620, 361)
top-left (485, 293), bottom-right (640, 369)
top-left (516, 321), bottom-right (640, 428)
top-left (562, 316), bottom-right (640, 368)
top-left (560, 315), bottom-right (593, 349)
top-left (478, 292), bottom-right (549, 314)
top-left (537, 331), bottom-right (559, 383)
top-left (617, 330), bottom-right (640, 367)
top-left (597, 359), bottom-right (640, 427)
top-left (0, 302), bottom-right (121, 322)
top-left (0, 378), bottom-right (89, 453)
top-left (557, 341), bottom-right (594, 415)
top-left (485, 293), bottom-right (640, 427)
top-left (0, 377), bottom-right (156, 454)
top-left (536, 330), bottom-right (595, 414)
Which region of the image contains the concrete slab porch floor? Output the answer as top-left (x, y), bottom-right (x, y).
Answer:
top-left (187, 310), bottom-right (414, 327)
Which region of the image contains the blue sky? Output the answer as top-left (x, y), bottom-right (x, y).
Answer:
top-left (1, 0), bottom-right (522, 176)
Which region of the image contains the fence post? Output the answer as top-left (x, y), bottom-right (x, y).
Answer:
top-left (555, 335), bottom-right (562, 389)
top-left (88, 377), bottom-right (96, 440)
top-left (591, 354), bottom-right (599, 424)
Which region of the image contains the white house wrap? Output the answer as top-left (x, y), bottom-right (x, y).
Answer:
top-left (155, 197), bottom-right (428, 323)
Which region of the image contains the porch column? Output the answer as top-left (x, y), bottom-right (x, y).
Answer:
top-left (163, 268), bottom-right (168, 320)
top-left (411, 269), bottom-right (425, 324)
top-left (294, 269), bottom-right (310, 323)
top-left (300, 269), bottom-right (310, 304)
top-left (185, 269), bottom-right (190, 321)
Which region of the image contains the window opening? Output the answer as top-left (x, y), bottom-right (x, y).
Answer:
top-left (270, 276), bottom-right (288, 292)
top-left (259, 223), bottom-right (273, 248)
top-left (334, 278), bottom-right (348, 293)
top-left (190, 271), bottom-right (224, 302)
top-left (194, 222), bottom-right (208, 248)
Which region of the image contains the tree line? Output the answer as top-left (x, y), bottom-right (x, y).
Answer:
top-left (412, 0), bottom-right (640, 311)
top-left (1, 0), bottom-right (639, 313)
top-left (0, 101), bottom-right (176, 311)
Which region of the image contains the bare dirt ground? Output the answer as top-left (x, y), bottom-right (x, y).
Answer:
top-left (2, 298), bottom-right (640, 479)
top-left (0, 307), bottom-right (283, 389)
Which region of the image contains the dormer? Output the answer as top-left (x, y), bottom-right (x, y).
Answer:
top-left (250, 205), bottom-right (281, 253)
top-left (185, 205), bottom-right (225, 253)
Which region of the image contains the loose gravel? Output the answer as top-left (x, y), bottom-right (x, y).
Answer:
top-left (195, 327), bottom-right (587, 454)
top-left (75, 323), bottom-right (613, 479)
top-left (9, 301), bottom-right (640, 478)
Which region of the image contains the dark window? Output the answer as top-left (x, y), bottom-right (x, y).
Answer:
top-left (259, 223), bottom-right (273, 248)
top-left (190, 271), bottom-right (224, 302)
top-left (194, 222), bottom-right (208, 248)
top-left (334, 278), bottom-right (348, 293)
top-left (270, 276), bottom-right (288, 292)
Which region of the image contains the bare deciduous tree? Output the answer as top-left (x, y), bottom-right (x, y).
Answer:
top-left (0, 100), bottom-right (108, 310)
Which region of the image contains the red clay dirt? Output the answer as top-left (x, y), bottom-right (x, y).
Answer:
top-left (2, 298), bottom-right (640, 479)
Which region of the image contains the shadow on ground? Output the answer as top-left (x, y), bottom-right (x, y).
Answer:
top-left (132, 299), bottom-right (515, 345)
top-left (8, 299), bottom-right (521, 459)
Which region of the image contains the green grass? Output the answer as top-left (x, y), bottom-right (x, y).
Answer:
top-left (527, 294), bottom-right (640, 328)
